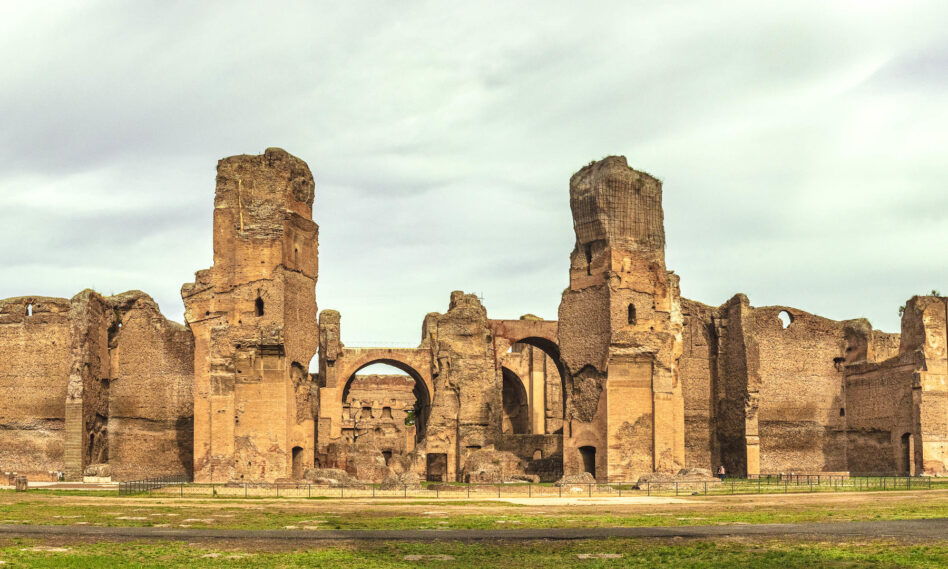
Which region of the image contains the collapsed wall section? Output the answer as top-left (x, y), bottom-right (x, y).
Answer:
top-left (422, 291), bottom-right (502, 482)
top-left (679, 298), bottom-right (717, 470)
top-left (751, 306), bottom-right (848, 474)
top-left (108, 292), bottom-right (194, 479)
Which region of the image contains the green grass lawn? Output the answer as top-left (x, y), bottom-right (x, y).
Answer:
top-left (1, 538), bottom-right (947, 568)
top-left (4, 491), bottom-right (948, 530)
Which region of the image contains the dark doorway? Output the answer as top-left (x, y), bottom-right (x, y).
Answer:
top-left (426, 453), bottom-right (448, 482)
top-left (291, 446), bottom-right (303, 480)
top-left (579, 446), bottom-right (596, 478)
top-left (901, 433), bottom-right (913, 475)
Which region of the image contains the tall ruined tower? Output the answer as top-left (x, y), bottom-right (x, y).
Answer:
top-left (183, 148), bottom-right (319, 483)
top-left (558, 156), bottom-right (684, 482)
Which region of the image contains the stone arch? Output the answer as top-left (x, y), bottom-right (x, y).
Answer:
top-left (336, 352), bottom-right (433, 443)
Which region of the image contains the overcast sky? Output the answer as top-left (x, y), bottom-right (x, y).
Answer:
top-left (2, 1), bottom-right (946, 351)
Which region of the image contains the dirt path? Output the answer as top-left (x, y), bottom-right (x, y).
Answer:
top-left (2, 518), bottom-right (947, 542)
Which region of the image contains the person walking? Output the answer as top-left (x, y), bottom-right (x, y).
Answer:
top-left (717, 465), bottom-right (726, 481)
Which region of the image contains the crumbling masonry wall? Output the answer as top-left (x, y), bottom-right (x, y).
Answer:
top-left (0, 292), bottom-right (192, 481)
top-left (558, 156), bottom-right (685, 482)
top-left (108, 292), bottom-right (194, 480)
top-left (183, 148), bottom-right (319, 483)
top-left (0, 297), bottom-right (73, 478)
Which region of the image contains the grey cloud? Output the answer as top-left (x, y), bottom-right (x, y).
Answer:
top-left (2, 1), bottom-right (947, 340)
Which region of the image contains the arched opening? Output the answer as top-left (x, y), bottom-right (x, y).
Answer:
top-left (291, 446), bottom-right (303, 480)
top-left (901, 432), bottom-right (913, 475)
top-left (778, 310), bottom-right (793, 329)
top-left (340, 360), bottom-right (431, 448)
top-left (627, 303), bottom-right (636, 325)
top-left (533, 449), bottom-right (543, 460)
top-left (255, 296), bottom-right (264, 317)
top-left (579, 446), bottom-right (596, 478)
top-left (502, 367), bottom-right (530, 434)
top-left (503, 337), bottom-right (566, 435)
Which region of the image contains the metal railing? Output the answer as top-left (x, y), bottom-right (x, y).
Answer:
top-left (116, 475), bottom-right (944, 499)
top-left (118, 475), bottom-right (190, 496)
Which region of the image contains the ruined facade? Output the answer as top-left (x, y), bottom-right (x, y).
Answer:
top-left (2, 149), bottom-right (945, 482)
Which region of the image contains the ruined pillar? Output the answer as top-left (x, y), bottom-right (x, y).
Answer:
top-left (558, 156), bottom-right (685, 482)
top-left (182, 148), bottom-right (319, 483)
top-left (901, 296), bottom-right (948, 476)
top-left (316, 309), bottom-right (343, 450)
top-left (422, 292), bottom-right (501, 481)
top-left (527, 345), bottom-right (547, 435)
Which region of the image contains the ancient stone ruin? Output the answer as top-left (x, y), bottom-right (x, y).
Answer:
top-left (2, 148), bottom-right (946, 483)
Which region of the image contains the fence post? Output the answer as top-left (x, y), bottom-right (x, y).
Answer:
top-left (436, 487), bottom-right (439, 499)
top-left (758, 478), bottom-right (761, 494)
top-left (529, 485), bottom-right (531, 498)
top-left (647, 482), bottom-right (650, 497)
top-left (589, 484), bottom-right (592, 497)
top-left (559, 485), bottom-right (563, 498)
top-left (675, 482), bottom-right (678, 496)
top-left (404, 485), bottom-right (407, 499)
top-left (309, 484), bottom-right (311, 499)
top-left (468, 486), bottom-right (471, 499)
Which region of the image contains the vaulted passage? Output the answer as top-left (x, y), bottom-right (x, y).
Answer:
top-left (501, 367), bottom-right (529, 434)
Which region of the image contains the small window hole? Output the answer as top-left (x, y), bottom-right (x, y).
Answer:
top-left (778, 310), bottom-right (793, 329)
top-left (839, 408), bottom-right (845, 417)
top-left (627, 304), bottom-right (637, 325)
top-left (255, 296), bottom-right (264, 317)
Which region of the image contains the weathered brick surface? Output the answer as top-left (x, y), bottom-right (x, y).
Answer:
top-left (3, 150), bottom-right (946, 483)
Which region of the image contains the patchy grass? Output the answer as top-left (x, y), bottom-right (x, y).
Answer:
top-left (0, 537), bottom-right (946, 568)
top-left (3, 490), bottom-right (948, 531)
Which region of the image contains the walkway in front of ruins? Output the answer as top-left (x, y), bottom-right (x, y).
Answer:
top-left (2, 518), bottom-right (948, 542)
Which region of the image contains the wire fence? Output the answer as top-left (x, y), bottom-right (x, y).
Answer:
top-left (119, 475), bottom-right (945, 499)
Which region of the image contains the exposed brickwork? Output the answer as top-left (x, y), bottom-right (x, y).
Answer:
top-left (2, 149), bottom-right (946, 483)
